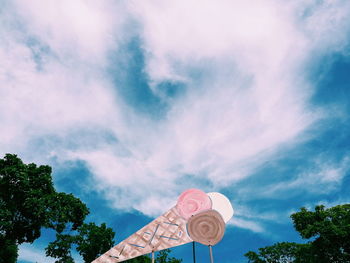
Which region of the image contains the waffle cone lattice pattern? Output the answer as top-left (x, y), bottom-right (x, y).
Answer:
top-left (92, 207), bottom-right (192, 263)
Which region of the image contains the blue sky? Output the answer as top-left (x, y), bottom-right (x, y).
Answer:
top-left (1, 0), bottom-right (350, 262)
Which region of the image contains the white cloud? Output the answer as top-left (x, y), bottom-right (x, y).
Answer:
top-left (1, 0), bottom-right (350, 233)
top-left (229, 217), bottom-right (264, 233)
top-left (299, 0), bottom-right (350, 53)
top-left (0, 1), bottom-right (122, 161)
top-left (11, 0), bottom-right (124, 65)
top-left (18, 245), bottom-right (56, 263)
top-left (18, 244), bottom-right (83, 263)
top-left (72, 0), bottom-right (350, 217)
top-left (260, 156), bottom-right (350, 197)
top-left (129, 0), bottom-right (304, 79)
top-left (226, 203), bottom-right (288, 234)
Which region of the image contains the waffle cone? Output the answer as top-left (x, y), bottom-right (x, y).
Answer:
top-left (92, 207), bottom-right (192, 263)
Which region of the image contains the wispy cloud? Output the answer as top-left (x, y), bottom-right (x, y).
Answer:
top-left (256, 156), bottom-right (350, 197)
top-left (18, 244), bottom-right (83, 263)
top-left (1, 0), bottom-right (350, 234)
top-left (18, 244), bottom-right (55, 263)
top-left (229, 217), bottom-right (264, 233)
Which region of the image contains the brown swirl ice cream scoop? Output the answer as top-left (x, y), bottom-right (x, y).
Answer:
top-left (187, 209), bottom-right (225, 246)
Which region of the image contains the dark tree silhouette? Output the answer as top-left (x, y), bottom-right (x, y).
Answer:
top-left (0, 154), bottom-right (89, 262)
top-left (245, 204), bottom-right (350, 263)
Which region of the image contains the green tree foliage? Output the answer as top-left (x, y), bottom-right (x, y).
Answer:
top-left (45, 222), bottom-right (116, 263)
top-left (45, 234), bottom-right (76, 263)
top-left (76, 222), bottom-right (115, 262)
top-left (0, 239), bottom-right (18, 263)
top-left (46, 192), bottom-right (89, 233)
top-left (0, 154), bottom-right (55, 246)
top-left (0, 154), bottom-right (182, 263)
top-left (155, 249), bottom-right (182, 263)
top-left (0, 154), bottom-right (89, 262)
top-left (291, 204), bottom-right (350, 262)
top-left (126, 255), bottom-right (151, 263)
top-left (245, 242), bottom-right (312, 263)
top-left (125, 249), bottom-right (182, 263)
top-left (245, 204), bottom-right (350, 263)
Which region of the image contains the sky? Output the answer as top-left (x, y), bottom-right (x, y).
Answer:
top-left (1, 0), bottom-right (350, 262)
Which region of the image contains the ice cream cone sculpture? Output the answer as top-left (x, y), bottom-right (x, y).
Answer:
top-left (92, 189), bottom-right (234, 263)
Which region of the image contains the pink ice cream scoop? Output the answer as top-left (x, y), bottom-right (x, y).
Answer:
top-left (176, 188), bottom-right (212, 220)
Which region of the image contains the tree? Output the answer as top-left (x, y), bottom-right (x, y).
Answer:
top-left (155, 249), bottom-right (182, 263)
top-left (45, 222), bottom-right (115, 263)
top-left (45, 192), bottom-right (89, 233)
top-left (125, 249), bottom-right (182, 263)
top-left (0, 154), bottom-right (55, 247)
top-left (76, 222), bottom-right (115, 262)
top-left (291, 204), bottom-right (350, 263)
top-left (0, 154), bottom-right (182, 263)
top-left (245, 204), bottom-right (350, 263)
top-left (126, 255), bottom-right (151, 263)
top-left (45, 234), bottom-right (76, 263)
top-left (0, 154), bottom-right (89, 262)
top-left (245, 242), bottom-right (312, 263)
top-left (0, 239), bottom-right (18, 263)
